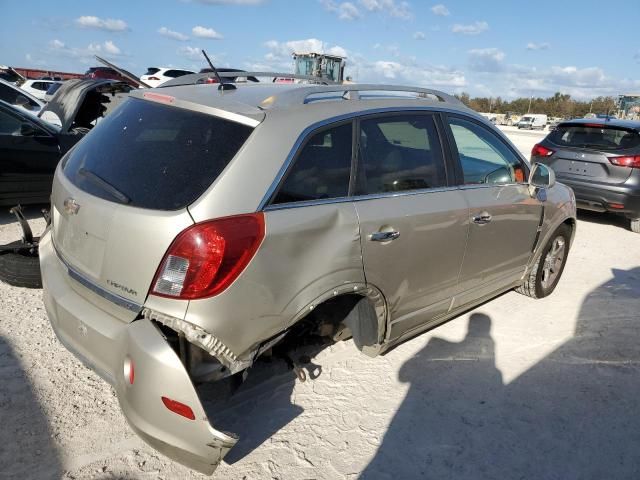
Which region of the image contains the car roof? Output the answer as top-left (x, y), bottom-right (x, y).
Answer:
top-left (557, 117), bottom-right (640, 131)
top-left (131, 82), bottom-right (477, 126)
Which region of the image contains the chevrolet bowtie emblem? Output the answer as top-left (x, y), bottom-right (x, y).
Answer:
top-left (64, 197), bottom-right (80, 215)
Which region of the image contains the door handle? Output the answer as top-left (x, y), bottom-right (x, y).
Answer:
top-left (369, 231), bottom-right (400, 242)
top-left (472, 212), bottom-right (492, 225)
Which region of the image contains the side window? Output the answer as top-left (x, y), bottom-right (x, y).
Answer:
top-left (272, 122), bottom-right (353, 204)
top-left (448, 116), bottom-right (526, 185)
top-left (0, 109), bottom-right (22, 134)
top-left (356, 114), bottom-right (447, 195)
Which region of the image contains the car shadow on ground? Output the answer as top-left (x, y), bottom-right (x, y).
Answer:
top-left (577, 209), bottom-right (631, 230)
top-left (0, 336), bottom-right (62, 479)
top-left (0, 203), bottom-right (49, 227)
top-left (361, 266), bottom-right (640, 479)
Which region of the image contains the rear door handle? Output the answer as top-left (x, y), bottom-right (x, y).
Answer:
top-left (472, 212), bottom-right (492, 225)
top-left (369, 231), bottom-right (400, 242)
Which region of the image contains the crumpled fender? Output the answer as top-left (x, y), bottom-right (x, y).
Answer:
top-left (113, 319), bottom-right (237, 475)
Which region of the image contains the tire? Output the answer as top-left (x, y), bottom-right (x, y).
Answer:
top-left (0, 241), bottom-right (42, 289)
top-left (631, 218), bottom-right (640, 234)
top-left (516, 224), bottom-right (570, 299)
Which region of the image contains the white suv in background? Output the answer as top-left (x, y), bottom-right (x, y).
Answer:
top-left (21, 79), bottom-right (61, 101)
top-left (139, 67), bottom-right (195, 88)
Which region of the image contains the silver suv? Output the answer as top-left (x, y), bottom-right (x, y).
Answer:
top-left (41, 81), bottom-right (576, 474)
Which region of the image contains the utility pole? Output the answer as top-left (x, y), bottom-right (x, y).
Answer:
top-left (527, 95), bottom-right (533, 114)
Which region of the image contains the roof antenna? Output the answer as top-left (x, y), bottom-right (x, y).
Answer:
top-left (202, 49), bottom-right (236, 91)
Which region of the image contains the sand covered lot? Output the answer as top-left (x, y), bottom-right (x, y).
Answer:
top-left (2, 128), bottom-right (640, 479)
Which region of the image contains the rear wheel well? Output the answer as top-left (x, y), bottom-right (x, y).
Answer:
top-left (563, 218), bottom-right (576, 240)
top-left (284, 293), bottom-right (381, 351)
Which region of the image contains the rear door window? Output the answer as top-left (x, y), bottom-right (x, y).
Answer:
top-left (548, 124), bottom-right (640, 151)
top-left (272, 122), bottom-right (352, 204)
top-left (62, 97), bottom-right (253, 210)
top-left (448, 116), bottom-right (527, 185)
top-left (356, 114), bottom-right (447, 194)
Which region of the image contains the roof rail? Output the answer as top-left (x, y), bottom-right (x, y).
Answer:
top-left (160, 71), bottom-right (340, 88)
top-left (257, 84), bottom-right (464, 109)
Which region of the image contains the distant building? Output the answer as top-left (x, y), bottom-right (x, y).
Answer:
top-left (618, 94), bottom-right (640, 119)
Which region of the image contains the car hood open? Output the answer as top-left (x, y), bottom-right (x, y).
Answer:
top-left (39, 79), bottom-right (133, 133)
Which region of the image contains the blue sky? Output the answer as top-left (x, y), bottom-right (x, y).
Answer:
top-left (2, 0), bottom-right (639, 99)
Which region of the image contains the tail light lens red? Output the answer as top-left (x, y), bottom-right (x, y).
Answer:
top-left (147, 76), bottom-right (160, 81)
top-left (531, 144), bottom-right (554, 158)
top-left (151, 213), bottom-right (265, 300)
top-left (608, 155), bottom-right (640, 168)
top-left (205, 77), bottom-right (219, 84)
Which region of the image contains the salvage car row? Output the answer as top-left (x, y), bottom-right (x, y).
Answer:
top-left (1, 66), bottom-right (640, 475)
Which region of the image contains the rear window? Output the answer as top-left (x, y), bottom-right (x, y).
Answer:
top-left (62, 98), bottom-right (253, 210)
top-left (548, 124), bottom-right (640, 151)
top-left (145, 67), bottom-right (161, 75)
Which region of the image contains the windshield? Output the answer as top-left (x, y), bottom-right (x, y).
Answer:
top-left (62, 98), bottom-right (254, 210)
top-left (549, 124), bottom-right (640, 151)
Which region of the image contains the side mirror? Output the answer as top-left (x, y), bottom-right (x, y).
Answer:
top-left (19, 122), bottom-right (39, 136)
top-left (529, 162), bottom-right (555, 189)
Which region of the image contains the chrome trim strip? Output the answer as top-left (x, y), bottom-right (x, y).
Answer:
top-left (54, 244), bottom-right (143, 313)
top-left (257, 106), bottom-right (475, 211)
top-left (263, 186), bottom-right (461, 211)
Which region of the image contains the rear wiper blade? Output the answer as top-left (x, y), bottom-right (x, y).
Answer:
top-left (78, 168), bottom-right (131, 204)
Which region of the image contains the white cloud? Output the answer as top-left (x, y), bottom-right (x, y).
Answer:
top-left (178, 45), bottom-right (204, 60)
top-left (192, 25), bottom-right (224, 39)
top-left (451, 21), bottom-right (489, 35)
top-left (265, 38), bottom-right (347, 58)
top-left (361, 59), bottom-right (466, 87)
top-left (526, 42), bottom-right (550, 50)
top-left (75, 16), bottom-right (128, 32)
top-left (358, 0), bottom-right (412, 19)
top-left (320, 0), bottom-right (362, 20)
top-left (413, 31), bottom-right (426, 40)
top-left (338, 2), bottom-right (361, 20)
top-left (468, 48), bottom-right (505, 72)
top-left (431, 4), bottom-right (450, 16)
top-left (49, 39), bottom-right (65, 50)
top-left (103, 40), bottom-right (121, 55)
top-left (158, 27), bottom-right (189, 41)
top-left (48, 39), bottom-right (123, 61)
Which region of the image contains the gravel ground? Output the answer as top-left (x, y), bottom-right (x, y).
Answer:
top-left (1, 129), bottom-right (640, 479)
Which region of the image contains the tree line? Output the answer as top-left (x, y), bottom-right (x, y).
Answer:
top-left (454, 92), bottom-right (618, 119)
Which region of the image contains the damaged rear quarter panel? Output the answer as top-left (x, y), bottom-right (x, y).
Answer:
top-left (183, 202), bottom-right (366, 358)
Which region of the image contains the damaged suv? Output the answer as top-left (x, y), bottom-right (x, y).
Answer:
top-left (41, 80), bottom-right (576, 474)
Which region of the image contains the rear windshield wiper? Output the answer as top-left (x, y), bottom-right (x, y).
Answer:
top-left (77, 168), bottom-right (131, 204)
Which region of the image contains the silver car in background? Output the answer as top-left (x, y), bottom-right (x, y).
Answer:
top-left (40, 79), bottom-right (576, 474)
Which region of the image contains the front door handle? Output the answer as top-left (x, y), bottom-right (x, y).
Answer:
top-left (369, 231), bottom-right (400, 242)
top-left (472, 212), bottom-right (492, 225)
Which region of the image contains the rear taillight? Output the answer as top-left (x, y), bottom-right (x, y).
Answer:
top-left (147, 76), bottom-right (160, 80)
top-left (205, 77), bottom-right (219, 84)
top-left (151, 213), bottom-right (265, 300)
top-left (531, 144), bottom-right (554, 158)
top-left (608, 155), bottom-right (640, 168)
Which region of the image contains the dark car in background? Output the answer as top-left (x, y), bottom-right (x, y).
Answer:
top-left (532, 118), bottom-right (640, 232)
top-left (0, 79), bottom-right (132, 205)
